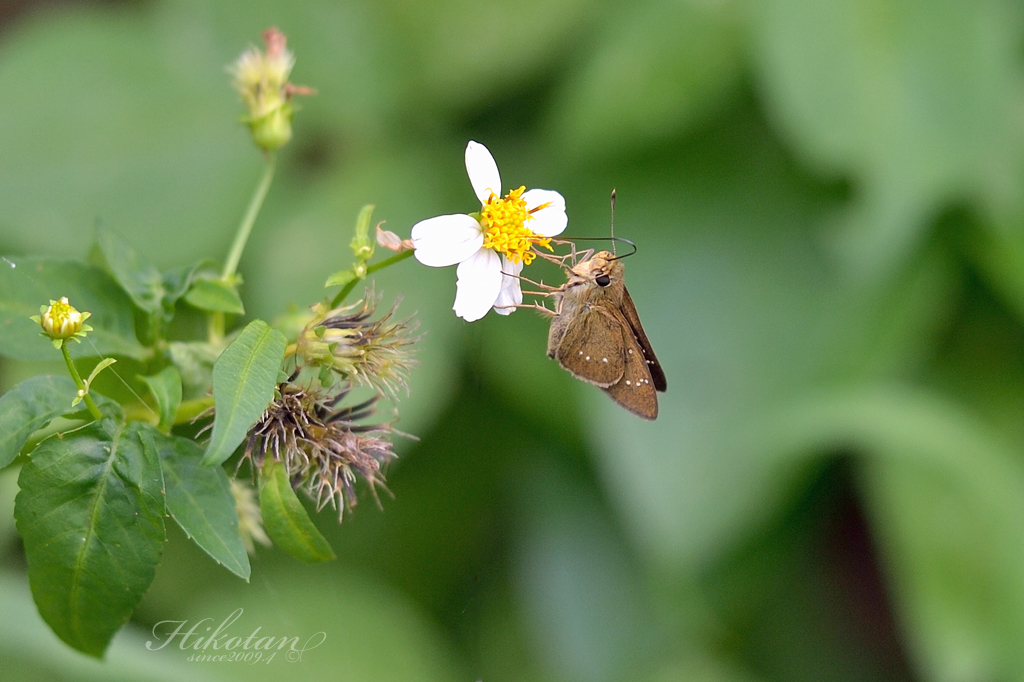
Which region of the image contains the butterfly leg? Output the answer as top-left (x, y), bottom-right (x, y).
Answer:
top-left (499, 266), bottom-right (560, 292)
top-left (533, 248), bottom-right (575, 268)
top-left (493, 301), bottom-right (556, 316)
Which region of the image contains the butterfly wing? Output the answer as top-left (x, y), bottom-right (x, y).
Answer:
top-left (553, 307), bottom-right (626, 388)
top-left (619, 287), bottom-right (666, 392)
top-left (601, 309), bottom-right (659, 420)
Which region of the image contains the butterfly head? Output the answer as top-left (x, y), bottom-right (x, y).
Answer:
top-left (570, 250), bottom-right (623, 288)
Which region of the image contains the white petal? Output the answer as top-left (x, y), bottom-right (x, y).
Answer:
top-left (523, 189), bottom-right (567, 237)
top-left (493, 256), bottom-right (524, 315)
top-left (453, 248), bottom-right (502, 321)
top-left (411, 214), bottom-right (484, 267)
top-left (465, 141), bottom-right (502, 205)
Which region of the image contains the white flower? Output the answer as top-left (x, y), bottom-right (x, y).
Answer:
top-left (411, 141), bottom-right (568, 321)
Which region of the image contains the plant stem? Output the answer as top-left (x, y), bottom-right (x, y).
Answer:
top-left (330, 249), bottom-right (415, 307)
top-left (210, 153), bottom-right (277, 344)
top-left (209, 312), bottom-right (226, 345)
top-left (61, 344), bottom-right (102, 421)
top-left (222, 153), bottom-right (277, 281)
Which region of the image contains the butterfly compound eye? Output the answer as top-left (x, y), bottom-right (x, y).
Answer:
top-left (595, 274), bottom-right (611, 287)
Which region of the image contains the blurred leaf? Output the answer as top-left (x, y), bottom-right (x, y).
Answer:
top-left (514, 463), bottom-right (650, 682)
top-left (94, 225), bottom-right (165, 316)
top-left (259, 457), bottom-right (335, 562)
top-left (643, 659), bottom-right (763, 682)
top-left (967, 226), bottom-right (1024, 325)
top-left (748, 0), bottom-right (1024, 274)
top-left (866, 457), bottom-right (1024, 681)
top-left (15, 419), bottom-right (165, 657)
top-left (140, 366), bottom-right (183, 433)
top-left (0, 7), bottom-right (254, 263)
top-left (548, 0), bottom-right (744, 158)
top-left (184, 277), bottom-right (245, 315)
top-left (155, 432), bottom-right (250, 579)
top-left (758, 386), bottom-right (1024, 681)
top-left (705, 460), bottom-right (915, 682)
top-left (0, 570), bottom-right (220, 682)
top-left (161, 261), bottom-right (208, 308)
top-left (476, 310), bottom-right (583, 434)
top-left (372, 0), bottom-right (595, 111)
top-left (0, 469), bottom-right (17, 556)
top-left (0, 256), bottom-right (145, 361)
top-left (570, 110), bottom-right (955, 569)
top-left (173, 569), bottom-right (461, 682)
top-left (202, 319), bottom-right (285, 466)
top-left (0, 375), bottom-right (76, 469)
top-left (168, 340), bottom-right (219, 400)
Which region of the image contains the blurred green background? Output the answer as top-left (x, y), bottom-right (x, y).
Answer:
top-left (4, 0), bottom-right (1024, 680)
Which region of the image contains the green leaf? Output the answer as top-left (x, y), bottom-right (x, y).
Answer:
top-left (154, 433), bottom-right (250, 579)
top-left (161, 260), bottom-right (210, 310)
top-left (324, 268), bottom-right (358, 288)
top-left (0, 257), bottom-right (145, 361)
top-left (14, 419), bottom-right (165, 657)
top-left (749, 0), bottom-right (1024, 275)
top-left (202, 320), bottom-right (286, 467)
top-left (167, 340), bottom-right (219, 399)
top-left (259, 458), bottom-right (335, 563)
top-left (140, 366), bottom-right (182, 433)
top-left (0, 375), bottom-right (77, 469)
top-left (83, 358), bottom-right (117, 387)
top-left (94, 225), bottom-right (164, 316)
top-left (183, 278), bottom-right (245, 315)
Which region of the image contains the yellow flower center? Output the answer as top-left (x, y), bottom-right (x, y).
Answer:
top-left (41, 297), bottom-right (83, 338)
top-left (479, 186), bottom-right (552, 264)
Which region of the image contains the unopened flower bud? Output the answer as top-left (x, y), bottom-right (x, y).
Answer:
top-left (251, 106), bottom-right (293, 151)
top-left (230, 27), bottom-right (315, 152)
top-left (349, 205), bottom-right (376, 262)
top-left (32, 297), bottom-right (92, 346)
top-left (230, 478), bottom-right (270, 554)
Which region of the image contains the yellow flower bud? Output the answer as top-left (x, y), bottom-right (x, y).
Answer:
top-left (33, 297), bottom-right (92, 344)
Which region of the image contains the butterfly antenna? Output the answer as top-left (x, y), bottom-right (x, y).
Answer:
top-left (610, 189), bottom-right (617, 256)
